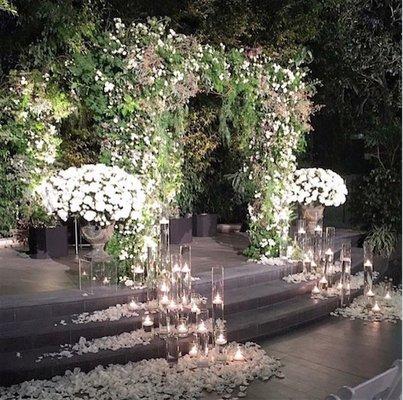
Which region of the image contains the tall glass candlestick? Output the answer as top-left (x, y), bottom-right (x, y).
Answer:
top-left (159, 310), bottom-right (171, 338)
top-left (159, 216), bottom-right (170, 272)
top-left (211, 266), bottom-right (224, 339)
top-left (180, 245), bottom-right (192, 305)
top-left (196, 308), bottom-right (209, 356)
top-left (165, 334), bottom-right (180, 363)
top-left (170, 253), bottom-right (181, 303)
top-left (296, 219), bottom-right (306, 250)
top-left (363, 240), bottom-right (374, 303)
top-left (340, 240), bottom-right (352, 307)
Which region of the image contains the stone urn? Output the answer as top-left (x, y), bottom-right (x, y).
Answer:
top-left (300, 205), bottom-right (324, 235)
top-left (81, 222), bottom-right (115, 261)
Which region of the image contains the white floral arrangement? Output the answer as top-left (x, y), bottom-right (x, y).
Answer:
top-left (288, 168), bottom-right (347, 207)
top-left (38, 164), bottom-right (145, 225)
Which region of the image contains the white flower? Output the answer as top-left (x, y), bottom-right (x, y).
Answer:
top-left (104, 81), bottom-right (115, 92)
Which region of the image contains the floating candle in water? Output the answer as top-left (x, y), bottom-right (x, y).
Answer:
top-left (133, 265), bottom-right (144, 274)
top-left (213, 293), bottom-right (223, 305)
top-left (233, 345), bottom-right (244, 361)
top-left (178, 322), bottom-right (188, 335)
top-left (160, 282), bottom-right (169, 293)
top-left (189, 344), bottom-right (198, 357)
top-left (160, 294), bottom-right (170, 306)
top-left (181, 263), bottom-right (191, 274)
top-left (384, 291), bottom-right (392, 301)
top-left (142, 314), bottom-right (154, 327)
top-left (372, 301), bottom-right (381, 313)
top-left (311, 285), bottom-right (320, 295)
top-left (168, 300), bottom-right (177, 311)
top-left (215, 333), bottom-right (227, 346)
top-left (366, 289), bottom-right (375, 297)
top-left (197, 320), bottom-right (208, 333)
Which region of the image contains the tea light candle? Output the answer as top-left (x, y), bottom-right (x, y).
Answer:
top-left (133, 265), bottom-right (144, 274)
top-left (233, 345), bottom-right (244, 361)
top-left (314, 225), bottom-right (322, 234)
top-left (372, 301), bottom-right (381, 313)
top-left (160, 294), bottom-right (170, 306)
top-left (82, 270), bottom-right (87, 276)
top-left (197, 320), bottom-right (208, 334)
top-left (160, 282), bottom-right (169, 293)
top-left (325, 248), bottom-right (333, 256)
top-left (384, 291), bottom-right (392, 301)
top-left (212, 293), bottom-right (223, 305)
top-left (102, 277), bottom-right (110, 285)
top-left (189, 343), bottom-right (198, 357)
top-left (142, 313), bottom-right (154, 332)
top-left (178, 322), bottom-right (189, 336)
top-left (215, 332), bottom-right (227, 346)
top-left (172, 263), bottom-right (181, 274)
top-left (181, 263), bottom-right (191, 274)
top-left (311, 284), bottom-right (320, 295)
top-left (366, 289), bottom-right (375, 298)
top-left (364, 260), bottom-right (373, 267)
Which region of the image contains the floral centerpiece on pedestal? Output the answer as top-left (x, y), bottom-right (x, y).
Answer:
top-left (288, 168), bottom-right (348, 234)
top-left (38, 164), bottom-right (145, 260)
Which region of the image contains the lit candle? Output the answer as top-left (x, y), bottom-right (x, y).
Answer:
top-left (298, 228), bottom-right (306, 235)
top-left (364, 260), bottom-right (373, 267)
top-left (128, 300), bottom-right (139, 312)
top-left (160, 294), bottom-right (169, 306)
top-left (384, 291), bottom-right (392, 301)
top-left (178, 322), bottom-right (188, 336)
top-left (181, 263), bottom-right (191, 274)
top-left (160, 282), bottom-right (169, 293)
top-left (366, 289), bottom-right (375, 298)
top-left (314, 225), bottom-right (322, 234)
top-left (189, 343), bottom-right (198, 357)
top-left (102, 277), bottom-right (110, 285)
top-left (311, 284), bottom-right (320, 295)
top-left (82, 270), bottom-right (87, 276)
top-left (191, 302), bottom-right (200, 314)
top-left (213, 293), bottom-right (223, 305)
top-left (336, 281), bottom-right (343, 291)
top-left (168, 300), bottom-right (177, 311)
top-left (372, 301), bottom-right (381, 313)
top-left (181, 295), bottom-right (189, 307)
top-left (325, 248), bottom-right (333, 256)
top-left (233, 345), bottom-right (244, 361)
top-left (172, 263), bottom-right (181, 274)
top-left (143, 314), bottom-right (154, 332)
top-left (133, 265), bottom-right (144, 274)
top-left (197, 320), bottom-right (208, 333)
top-left (215, 333), bottom-right (227, 346)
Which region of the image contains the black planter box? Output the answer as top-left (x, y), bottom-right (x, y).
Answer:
top-left (193, 213), bottom-right (218, 237)
top-left (169, 217), bottom-right (192, 245)
top-left (28, 226), bottom-right (68, 259)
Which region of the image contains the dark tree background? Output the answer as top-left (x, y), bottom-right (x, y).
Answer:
top-left (0, 0), bottom-right (401, 253)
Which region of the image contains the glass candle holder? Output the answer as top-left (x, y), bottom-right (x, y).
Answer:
top-left (211, 266), bottom-right (224, 332)
top-left (165, 334), bottom-right (180, 363)
top-left (159, 216), bottom-right (170, 272)
top-left (142, 311), bottom-right (154, 333)
top-left (188, 339), bottom-right (199, 358)
top-left (180, 244), bottom-right (192, 305)
top-left (132, 261), bottom-right (145, 287)
top-left (363, 240), bottom-right (374, 298)
top-left (196, 309), bottom-right (210, 356)
top-left (324, 227), bottom-right (336, 257)
top-left (127, 297), bottom-right (140, 313)
top-left (159, 310), bottom-right (171, 338)
top-left (177, 316), bottom-right (189, 338)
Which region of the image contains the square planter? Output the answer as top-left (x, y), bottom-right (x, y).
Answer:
top-left (169, 217), bottom-right (192, 245)
top-left (28, 226), bottom-right (68, 259)
top-left (193, 213), bottom-right (218, 237)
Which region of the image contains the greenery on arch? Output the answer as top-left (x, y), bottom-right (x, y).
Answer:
top-left (0, 15), bottom-right (315, 264)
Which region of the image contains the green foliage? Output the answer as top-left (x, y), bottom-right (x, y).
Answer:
top-left (366, 225), bottom-right (398, 258)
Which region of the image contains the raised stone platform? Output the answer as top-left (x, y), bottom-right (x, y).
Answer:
top-left (0, 229), bottom-right (377, 387)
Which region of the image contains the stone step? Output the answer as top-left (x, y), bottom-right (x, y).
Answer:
top-left (0, 288), bottom-right (364, 387)
top-left (0, 249), bottom-right (366, 354)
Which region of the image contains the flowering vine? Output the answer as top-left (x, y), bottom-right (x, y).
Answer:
top-left (0, 17), bottom-right (315, 263)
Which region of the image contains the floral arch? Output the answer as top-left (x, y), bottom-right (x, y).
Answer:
top-left (0, 18), bottom-right (314, 264)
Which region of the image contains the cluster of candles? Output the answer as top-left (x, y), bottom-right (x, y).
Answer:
top-left (125, 218), bottom-right (242, 363)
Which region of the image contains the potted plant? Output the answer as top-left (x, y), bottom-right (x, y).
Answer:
top-left (23, 200), bottom-right (68, 259)
top-left (38, 164), bottom-right (145, 261)
top-left (169, 214), bottom-right (193, 244)
top-left (288, 168), bottom-right (348, 234)
top-left (193, 213), bottom-right (218, 237)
